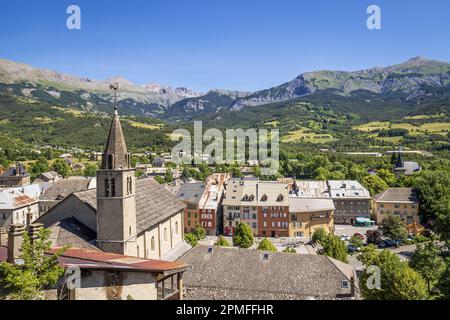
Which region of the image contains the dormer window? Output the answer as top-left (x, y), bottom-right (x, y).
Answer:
top-left (277, 194), bottom-right (284, 202)
top-left (261, 194), bottom-right (268, 201)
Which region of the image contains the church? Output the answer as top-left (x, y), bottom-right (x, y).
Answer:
top-left (36, 107), bottom-right (189, 261)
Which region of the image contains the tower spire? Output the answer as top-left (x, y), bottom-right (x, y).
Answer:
top-left (102, 83), bottom-right (131, 170)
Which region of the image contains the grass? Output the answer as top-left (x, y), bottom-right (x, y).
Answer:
top-left (34, 116), bottom-right (62, 124)
top-left (128, 120), bottom-right (163, 130)
top-left (264, 120), bottom-right (280, 128)
top-left (51, 106), bottom-right (85, 117)
top-left (282, 127), bottom-right (337, 144)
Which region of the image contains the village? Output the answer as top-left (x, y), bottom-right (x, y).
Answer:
top-left (0, 104), bottom-right (434, 301)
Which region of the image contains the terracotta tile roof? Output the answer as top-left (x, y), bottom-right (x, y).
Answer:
top-left (0, 246), bottom-right (188, 274)
top-left (50, 247), bottom-right (188, 273)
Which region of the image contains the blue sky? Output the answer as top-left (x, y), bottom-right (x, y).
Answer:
top-left (0, 0), bottom-right (449, 92)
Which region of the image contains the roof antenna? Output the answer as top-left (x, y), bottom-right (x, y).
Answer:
top-left (110, 82), bottom-right (119, 115)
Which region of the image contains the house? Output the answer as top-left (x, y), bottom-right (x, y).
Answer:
top-left (393, 147), bottom-right (422, 177)
top-left (288, 180), bottom-right (334, 238)
top-left (177, 182), bottom-right (206, 234)
top-left (373, 188), bottom-right (420, 225)
top-left (37, 171), bottom-right (61, 184)
top-left (152, 157), bottom-right (165, 168)
top-left (0, 184), bottom-right (41, 229)
top-left (180, 246), bottom-right (359, 300)
top-left (223, 179), bottom-right (290, 237)
top-left (0, 163), bottom-right (31, 188)
top-left (0, 224), bottom-right (189, 300)
top-left (328, 180), bottom-right (371, 225)
top-left (177, 173), bottom-right (230, 235)
top-left (39, 177), bottom-right (97, 215)
top-left (289, 198), bottom-right (334, 238)
top-left (90, 152), bottom-right (103, 162)
top-left (35, 107), bottom-right (189, 262)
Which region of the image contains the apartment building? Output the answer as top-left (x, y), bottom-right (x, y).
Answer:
top-left (223, 179), bottom-right (290, 237)
top-left (177, 173), bottom-right (230, 235)
top-left (177, 182), bottom-right (205, 233)
top-left (373, 188), bottom-right (420, 225)
top-left (328, 180), bottom-right (371, 225)
top-left (288, 180), bottom-right (335, 238)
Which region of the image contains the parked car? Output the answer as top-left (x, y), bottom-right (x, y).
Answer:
top-left (340, 234), bottom-right (351, 241)
top-left (353, 233), bottom-right (365, 240)
top-left (347, 245), bottom-right (358, 253)
top-left (383, 239), bottom-right (395, 248)
top-left (377, 242), bottom-right (387, 249)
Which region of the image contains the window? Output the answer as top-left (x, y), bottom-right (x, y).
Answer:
top-left (164, 228), bottom-right (168, 242)
top-left (151, 237), bottom-right (155, 251)
top-left (175, 222), bottom-right (179, 234)
top-left (341, 280), bottom-right (350, 289)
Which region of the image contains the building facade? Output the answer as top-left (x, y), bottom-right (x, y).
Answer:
top-left (0, 163), bottom-right (31, 188)
top-left (373, 188), bottom-right (420, 225)
top-left (328, 180), bottom-right (371, 225)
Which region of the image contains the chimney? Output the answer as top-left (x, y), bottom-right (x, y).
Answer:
top-left (350, 276), bottom-right (356, 298)
top-left (28, 223), bottom-right (44, 244)
top-left (0, 228), bottom-right (7, 246)
top-left (7, 224), bottom-right (26, 264)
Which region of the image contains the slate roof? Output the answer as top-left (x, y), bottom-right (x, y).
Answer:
top-left (47, 217), bottom-right (99, 250)
top-left (394, 161), bottom-right (422, 176)
top-left (176, 183), bottom-right (206, 204)
top-left (40, 177), bottom-right (96, 200)
top-left (290, 180), bottom-right (330, 198)
top-left (373, 188), bottom-right (419, 203)
top-left (0, 163), bottom-right (29, 178)
top-left (71, 178), bottom-right (186, 234)
top-left (180, 246), bottom-right (358, 300)
top-left (102, 110), bottom-right (130, 170)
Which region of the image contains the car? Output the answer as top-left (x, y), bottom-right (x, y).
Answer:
top-left (353, 233), bottom-right (365, 240)
top-left (377, 242), bottom-right (387, 249)
top-left (384, 240), bottom-right (395, 247)
top-left (340, 234), bottom-right (351, 241)
top-left (347, 245), bottom-right (358, 253)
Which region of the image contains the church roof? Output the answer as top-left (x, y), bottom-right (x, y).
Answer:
top-left (71, 178), bottom-right (186, 234)
top-left (102, 109), bottom-right (130, 170)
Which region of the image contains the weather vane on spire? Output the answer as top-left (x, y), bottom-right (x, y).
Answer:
top-left (110, 82), bottom-right (119, 113)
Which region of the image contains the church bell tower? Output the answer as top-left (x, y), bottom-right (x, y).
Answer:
top-left (96, 83), bottom-right (137, 256)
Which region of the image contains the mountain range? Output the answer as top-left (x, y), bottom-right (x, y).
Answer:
top-left (1, 57), bottom-right (450, 122)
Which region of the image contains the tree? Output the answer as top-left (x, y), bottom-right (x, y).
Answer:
top-left (184, 233), bottom-right (198, 247)
top-left (362, 175), bottom-right (389, 197)
top-left (164, 168), bottom-right (174, 183)
top-left (192, 224), bottom-right (206, 241)
top-left (51, 159), bottom-right (72, 178)
top-left (215, 236), bottom-right (230, 247)
top-left (410, 242), bottom-right (445, 292)
top-left (350, 235), bottom-right (364, 248)
top-left (233, 223), bottom-right (254, 249)
top-left (377, 169), bottom-right (397, 186)
top-left (321, 234), bottom-right (348, 263)
top-left (30, 157), bottom-right (49, 179)
top-left (381, 214), bottom-right (408, 241)
top-left (257, 238), bottom-right (277, 252)
top-left (358, 245), bottom-right (428, 300)
top-left (0, 228), bottom-right (66, 300)
top-left (414, 171), bottom-right (450, 241)
top-left (312, 228), bottom-right (327, 244)
top-left (366, 230), bottom-right (382, 244)
top-left (283, 247), bottom-right (297, 254)
top-left (84, 164), bottom-right (97, 177)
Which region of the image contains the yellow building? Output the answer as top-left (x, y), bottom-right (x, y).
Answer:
top-left (373, 188), bottom-right (420, 225)
top-left (289, 198), bottom-right (335, 238)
